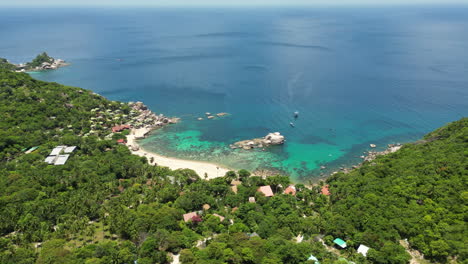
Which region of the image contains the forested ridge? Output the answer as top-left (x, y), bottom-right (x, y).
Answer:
top-left (0, 69), bottom-right (466, 264)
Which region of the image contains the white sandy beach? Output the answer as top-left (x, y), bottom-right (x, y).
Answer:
top-left (127, 128), bottom-right (230, 179)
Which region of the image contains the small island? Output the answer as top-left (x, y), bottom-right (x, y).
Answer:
top-left (0, 52), bottom-right (69, 72)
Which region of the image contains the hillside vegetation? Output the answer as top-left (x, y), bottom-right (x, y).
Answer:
top-left (0, 69), bottom-right (466, 264)
top-left (325, 118), bottom-right (467, 263)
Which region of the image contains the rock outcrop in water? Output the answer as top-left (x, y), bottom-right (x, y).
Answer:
top-left (128, 101), bottom-right (179, 129)
top-left (264, 132), bottom-right (285, 145)
top-left (231, 132), bottom-right (285, 150)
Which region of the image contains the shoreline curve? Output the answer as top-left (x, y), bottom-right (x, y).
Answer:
top-left (126, 128), bottom-right (231, 179)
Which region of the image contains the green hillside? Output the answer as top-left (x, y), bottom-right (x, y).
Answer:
top-left (0, 69), bottom-right (466, 264)
top-left (324, 118), bottom-right (467, 263)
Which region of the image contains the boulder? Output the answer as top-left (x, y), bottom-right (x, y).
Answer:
top-left (264, 132), bottom-right (285, 145)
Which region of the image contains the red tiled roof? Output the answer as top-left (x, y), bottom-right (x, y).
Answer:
top-left (112, 125), bottom-right (131, 133)
top-left (258, 185), bottom-right (274, 197)
top-left (321, 185), bottom-right (331, 196)
top-left (284, 185), bottom-right (296, 196)
top-left (183, 212), bottom-right (198, 222)
top-left (117, 139), bottom-right (126, 144)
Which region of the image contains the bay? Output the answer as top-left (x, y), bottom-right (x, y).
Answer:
top-left (1, 6), bottom-right (467, 182)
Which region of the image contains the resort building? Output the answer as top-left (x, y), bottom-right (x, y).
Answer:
top-left (64, 146), bottom-right (77, 153)
top-left (333, 238), bottom-right (347, 249)
top-left (54, 155), bottom-right (70, 165)
top-left (112, 124), bottom-right (131, 133)
top-left (283, 185), bottom-right (297, 196)
top-left (357, 244), bottom-right (370, 256)
top-left (321, 185), bottom-right (331, 196)
top-left (183, 212), bottom-right (198, 222)
top-left (44, 145), bottom-right (77, 165)
top-left (24, 146), bottom-right (39, 154)
top-left (257, 185), bottom-right (274, 197)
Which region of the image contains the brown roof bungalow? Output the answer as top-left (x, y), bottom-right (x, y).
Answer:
top-left (257, 185), bottom-right (274, 197)
top-left (183, 212), bottom-right (198, 222)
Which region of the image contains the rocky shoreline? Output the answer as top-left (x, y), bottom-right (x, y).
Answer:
top-left (124, 102), bottom-right (179, 150)
top-left (85, 100), bottom-right (178, 142)
top-left (128, 101), bottom-right (179, 130)
top-left (331, 143), bottom-right (403, 175)
top-left (15, 59), bottom-right (69, 72)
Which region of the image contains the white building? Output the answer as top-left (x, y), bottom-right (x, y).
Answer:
top-left (357, 244), bottom-right (370, 257)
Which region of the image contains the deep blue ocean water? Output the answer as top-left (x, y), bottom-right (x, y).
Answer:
top-left (1, 7), bottom-right (467, 182)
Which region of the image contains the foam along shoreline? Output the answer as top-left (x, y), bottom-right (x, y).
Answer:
top-left (126, 128), bottom-right (230, 180)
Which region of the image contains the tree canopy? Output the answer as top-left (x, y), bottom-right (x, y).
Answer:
top-left (0, 69), bottom-right (466, 264)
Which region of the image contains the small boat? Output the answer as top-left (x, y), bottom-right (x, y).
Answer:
top-left (290, 122), bottom-right (295, 127)
top-left (294, 111), bottom-right (299, 118)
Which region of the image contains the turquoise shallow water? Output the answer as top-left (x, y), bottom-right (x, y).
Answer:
top-left (1, 7), bottom-right (467, 182)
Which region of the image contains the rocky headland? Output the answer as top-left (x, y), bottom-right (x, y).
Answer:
top-left (84, 100), bottom-right (178, 142)
top-left (12, 52), bottom-right (69, 72)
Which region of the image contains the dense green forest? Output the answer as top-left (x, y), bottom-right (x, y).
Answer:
top-left (0, 69), bottom-right (466, 264)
